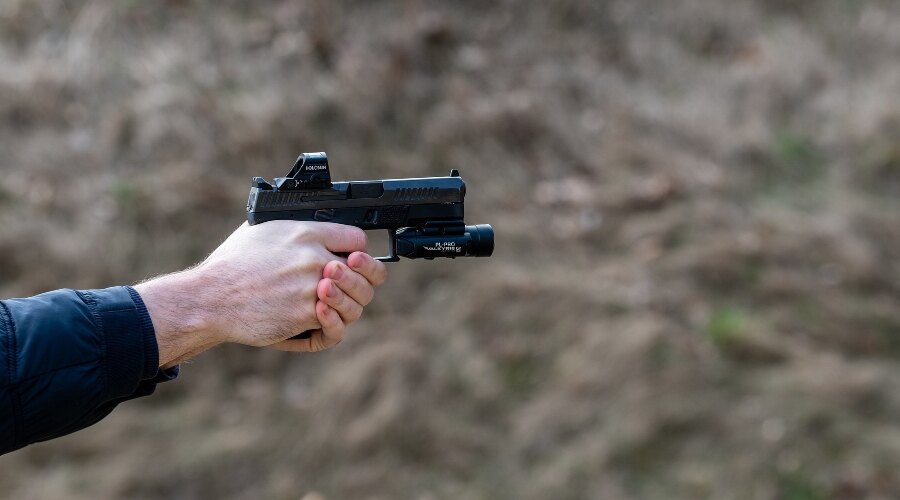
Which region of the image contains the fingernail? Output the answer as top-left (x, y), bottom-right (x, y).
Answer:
top-left (327, 282), bottom-right (337, 297)
top-left (332, 264), bottom-right (343, 280)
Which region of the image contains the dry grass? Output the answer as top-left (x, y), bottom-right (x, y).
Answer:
top-left (1, 0), bottom-right (900, 498)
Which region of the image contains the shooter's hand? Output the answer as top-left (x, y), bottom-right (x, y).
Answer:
top-left (135, 221), bottom-right (371, 367)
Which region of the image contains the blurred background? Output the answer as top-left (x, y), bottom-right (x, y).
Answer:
top-left (1, 0), bottom-right (899, 498)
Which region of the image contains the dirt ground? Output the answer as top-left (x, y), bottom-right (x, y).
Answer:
top-left (1, 1), bottom-right (899, 499)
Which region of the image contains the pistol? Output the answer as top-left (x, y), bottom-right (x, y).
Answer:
top-left (247, 152), bottom-right (494, 261)
top-left (246, 152), bottom-right (494, 338)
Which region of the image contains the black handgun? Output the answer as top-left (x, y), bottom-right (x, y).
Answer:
top-left (246, 152), bottom-right (494, 340)
top-left (246, 152), bottom-right (494, 262)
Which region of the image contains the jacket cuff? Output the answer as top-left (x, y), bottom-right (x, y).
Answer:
top-left (126, 286), bottom-right (160, 379)
top-left (78, 286), bottom-right (167, 400)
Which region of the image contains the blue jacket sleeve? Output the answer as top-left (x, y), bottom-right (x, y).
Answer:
top-left (0, 286), bottom-right (178, 454)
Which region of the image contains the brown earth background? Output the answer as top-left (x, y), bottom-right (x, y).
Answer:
top-left (1, 1), bottom-right (900, 499)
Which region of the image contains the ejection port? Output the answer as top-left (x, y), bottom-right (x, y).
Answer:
top-left (348, 182), bottom-right (385, 199)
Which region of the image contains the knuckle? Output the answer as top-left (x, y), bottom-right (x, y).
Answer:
top-left (323, 224), bottom-right (366, 250)
top-left (332, 299), bottom-right (357, 323)
top-left (346, 227), bottom-right (367, 249)
top-left (301, 248), bottom-right (329, 271)
top-left (292, 225), bottom-right (315, 243)
top-left (360, 286), bottom-right (375, 305)
top-left (323, 305), bottom-right (340, 326)
top-left (347, 273), bottom-right (366, 294)
top-left (356, 230), bottom-right (368, 250)
top-left (327, 322), bottom-right (345, 341)
top-left (315, 252), bottom-right (332, 269)
top-left (303, 281), bottom-right (319, 303)
top-left (339, 292), bottom-right (356, 313)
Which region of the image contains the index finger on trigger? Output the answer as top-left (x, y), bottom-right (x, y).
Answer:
top-left (315, 223), bottom-right (367, 255)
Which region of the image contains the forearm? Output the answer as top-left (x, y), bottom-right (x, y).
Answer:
top-left (0, 221), bottom-right (384, 455)
top-left (133, 267), bottom-right (222, 369)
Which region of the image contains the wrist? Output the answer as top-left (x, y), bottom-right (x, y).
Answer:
top-left (134, 266), bottom-right (223, 368)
